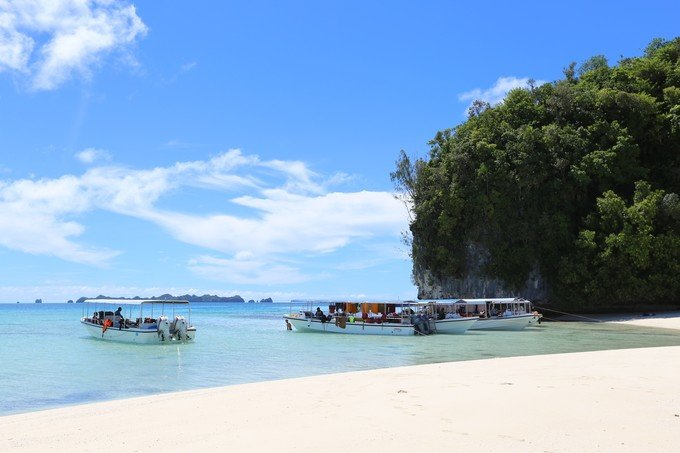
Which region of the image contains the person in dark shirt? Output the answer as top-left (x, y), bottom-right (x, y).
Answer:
top-left (315, 307), bottom-right (329, 323)
top-left (114, 306), bottom-right (125, 329)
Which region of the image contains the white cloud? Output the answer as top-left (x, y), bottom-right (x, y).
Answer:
top-left (0, 175), bottom-right (118, 264)
top-left (75, 147), bottom-right (110, 163)
top-left (180, 61), bottom-right (196, 72)
top-left (164, 139), bottom-right (203, 149)
top-left (146, 189), bottom-right (404, 256)
top-left (0, 19), bottom-right (33, 71)
top-left (261, 159), bottom-right (322, 193)
top-left (458, 76), bottom-right (546, 115)
top-left (188, 255), bottom-right (316, 285)
top-left (0, 150), bottom-right (409, 284)
top-left (0, 0), bottom-right (147, 90)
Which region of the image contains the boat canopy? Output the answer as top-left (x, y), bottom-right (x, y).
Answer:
top-left (456, 298), bottom-right (528, 304)
top-left (419, 298), bottom-right (529, 304)
top-left (83, 299), bottom-right (190, 305)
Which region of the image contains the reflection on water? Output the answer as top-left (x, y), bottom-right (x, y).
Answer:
top-left (2, 302), bottom-right (680, 416)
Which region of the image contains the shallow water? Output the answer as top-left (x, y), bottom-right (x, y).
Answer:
top-left (2, 302), bottom-right (680, 416)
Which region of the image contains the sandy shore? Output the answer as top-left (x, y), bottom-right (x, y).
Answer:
top-left (601, 310), bottom-right (680, 330)
top-left (3, 318), bottom-right (680, 452)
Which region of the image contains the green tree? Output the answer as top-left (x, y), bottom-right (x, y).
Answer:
top-left (399, 37), bottom-right (680, 309)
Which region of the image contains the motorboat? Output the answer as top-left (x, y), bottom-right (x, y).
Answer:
top-left (80, 299), bottom-right (196, 343)
top-left (419, 301), bottom-right (480, 334)
top-left (446, 298), bottom-right (541, 331)
top-left (284, 301), bottom-right (433, 336)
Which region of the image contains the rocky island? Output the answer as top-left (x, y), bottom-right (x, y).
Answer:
top-left (393, 37), bottom-right (680, 312)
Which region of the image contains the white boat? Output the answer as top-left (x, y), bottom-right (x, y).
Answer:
top-left (80, 299), bottom-right (196, 343)
top-left (284, 301), bottom-right (434, 336)
top-left (449, 298), bottom-right (541, 331)
top-left (422, 302), bottom-right (479, 334)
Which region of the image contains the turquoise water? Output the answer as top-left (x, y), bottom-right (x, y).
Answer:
top-left (2, 302), bottom-right (680, 416)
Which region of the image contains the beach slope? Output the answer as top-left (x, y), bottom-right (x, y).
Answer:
top-left (2, 344), bottom-right (680, 452)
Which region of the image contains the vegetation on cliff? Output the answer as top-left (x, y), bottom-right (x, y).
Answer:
top-left (393, 38), bottom-right (680, 309)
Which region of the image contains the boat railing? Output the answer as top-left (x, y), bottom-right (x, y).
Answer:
top-left (294, 310), bottom-right (415, 325)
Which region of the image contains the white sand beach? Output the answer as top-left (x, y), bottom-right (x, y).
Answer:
top-left (603, 311), bottom-right (680, 330)
top-left (2, 315), bottom-right (680, 452)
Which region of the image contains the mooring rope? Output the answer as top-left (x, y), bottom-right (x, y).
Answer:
top-left (533, 305), bottom-right (604, 323)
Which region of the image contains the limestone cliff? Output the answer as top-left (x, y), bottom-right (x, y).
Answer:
top-left (413, 244), bottom-right (548, 301)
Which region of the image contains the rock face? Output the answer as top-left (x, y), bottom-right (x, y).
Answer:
top-left (415, 269), bottom-right (548, 301)
top-left (413, 244), bottom-right (549, 301)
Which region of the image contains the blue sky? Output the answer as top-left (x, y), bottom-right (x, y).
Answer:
top-left (0, 0), bottom-right (678, 302)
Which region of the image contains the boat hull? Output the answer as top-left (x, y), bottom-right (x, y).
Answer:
top-left (468, 314), bottom-right (535, 331)
top-left (81, 320), bottom-right (196, 344)
top-left (432, 317), bottom-right (478, 334)
top-left (285, 316), bottom-right (415, 336)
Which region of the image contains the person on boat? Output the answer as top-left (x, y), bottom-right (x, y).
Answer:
top-left (114, 306), bottom-right (125, 329)
top-left (315, 307), bottom-right (330, 323)
top-left (504, 307), bottom-right (513, 317)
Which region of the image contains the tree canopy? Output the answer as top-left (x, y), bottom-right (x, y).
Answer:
top-left (395, 37), bottom-right (680, 309)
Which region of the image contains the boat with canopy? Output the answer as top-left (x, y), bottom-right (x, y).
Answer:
top-left (426, 297), bottom-right (540, 331)
top-left (80, 299), bottom-right (196, 343)
top-left (284, 301), bottom-right (476, 335)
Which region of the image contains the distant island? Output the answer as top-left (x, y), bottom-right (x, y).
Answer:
top-left (247, 298), bottom-right (273, 303)
top-left (74, 294), bottom-right (273, 303)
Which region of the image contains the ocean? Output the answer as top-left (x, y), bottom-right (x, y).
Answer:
top-left (2, 302), bottom-right (680, 416)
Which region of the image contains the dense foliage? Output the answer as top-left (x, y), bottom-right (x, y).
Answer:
top-left (394, 38), bottom-right (680, 309)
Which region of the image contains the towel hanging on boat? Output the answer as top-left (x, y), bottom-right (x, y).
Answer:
top-left (335, 316), bottom-right (347, 329)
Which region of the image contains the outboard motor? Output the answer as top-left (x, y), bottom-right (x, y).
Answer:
top-left (157, 315), bottom-right (170, 341)
top-left (411, 314), bottom-right (430, 335)
top-left (172, 315), bottom-right (188, 341)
